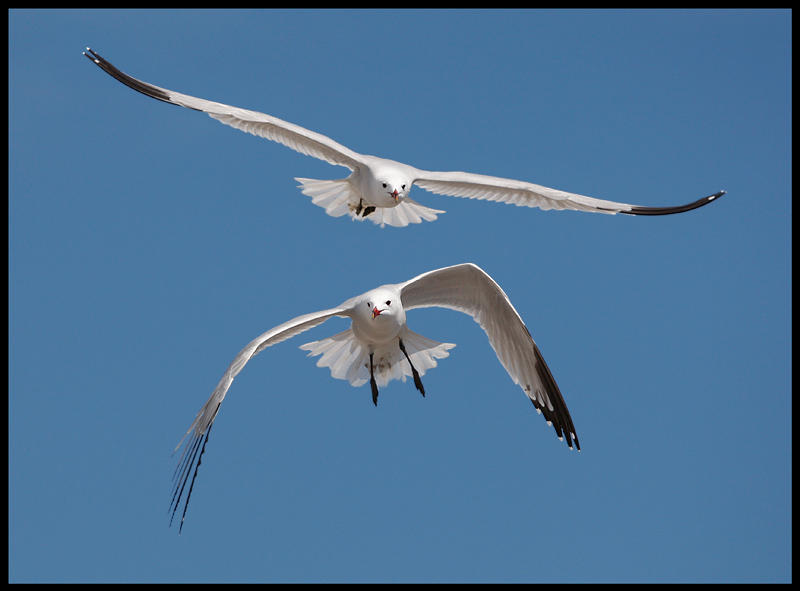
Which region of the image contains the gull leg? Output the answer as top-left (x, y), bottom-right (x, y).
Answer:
top-left (370, 352), bottom-right (379, 406)
top-left (398, 339), bottom-right (425, 397)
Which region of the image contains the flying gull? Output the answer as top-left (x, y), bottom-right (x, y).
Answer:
top-left (169, 263), bottom-right (579, 532)
top-left (84, 48), bottom-right (725, 228)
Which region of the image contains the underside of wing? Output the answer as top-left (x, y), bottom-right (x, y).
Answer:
top-left (84, 48), bottom-right (363, 170)
top-left (414, 170), bottom-right (724, 216)
top-left (170, 305), bottom-right (349, 532)
top-left (399, 263), bottom-right (579, 450)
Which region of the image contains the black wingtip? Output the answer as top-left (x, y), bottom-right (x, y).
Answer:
top-left (529, 343), bottom-right (580, 452)
top-left (569, 432), bottom-right (581, 452)
top-left (169, 403), bottom-right (220, 534)
top-left (83, 47), bottom-right (178, 107)
top-left (621, 190), bottom-right (726, 216)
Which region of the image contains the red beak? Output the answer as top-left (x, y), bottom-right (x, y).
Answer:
top-left (391, 189), bottom-right (399, 203)
top-left (372, 306), bottom-right (382, 319)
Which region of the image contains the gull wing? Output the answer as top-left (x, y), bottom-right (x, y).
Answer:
top-left (84, 48), bottom-right (365, 170)
top-left (399, 263), bottom-right (579, 450)
top-left (170, 305), bottom-right (350, 533)
top-left (413, 169), bottom-right (725, 216)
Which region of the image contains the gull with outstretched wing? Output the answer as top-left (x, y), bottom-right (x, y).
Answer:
top-left (170, 263), bottom-right (579, 532)
top-left (84, 48), bottom-right (724, 228)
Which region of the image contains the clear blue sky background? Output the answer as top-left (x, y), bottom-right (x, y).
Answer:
top-left (9, 10), bottom-right (790, 583)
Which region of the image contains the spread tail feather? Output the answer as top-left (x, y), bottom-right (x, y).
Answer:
top-left (295, 178), bottom-right (356, 218)
top-left (296, 178), bottom-right (445, 227)
top-left (368, 197), bottom-right (445, 228)
top-left (300, 328), bottom-right (455, 388)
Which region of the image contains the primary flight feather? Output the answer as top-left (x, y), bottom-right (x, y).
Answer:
top-left (169, 263), bottom-right (579, 532)
top-left (84, 48), bottom-right (724, 228)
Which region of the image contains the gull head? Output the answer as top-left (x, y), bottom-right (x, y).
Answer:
top-left (352, 287), bottom-right (406, 344)
top-left (366, 293), bottom-right (397, 322)
top-left (354, 157), bottom-right (415, 210)
top-left (360, 161), bottom-right (412, 208)
top-left (371, 176), bottom-right (408, 207)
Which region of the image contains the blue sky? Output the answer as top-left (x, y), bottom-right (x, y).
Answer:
top-left (9, 9), bottom-right (790, 583)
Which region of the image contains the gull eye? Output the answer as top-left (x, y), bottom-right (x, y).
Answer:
top-left (366, 302), bottom-right (371, 308)
top-left (382, 183), bottom-right (387, 188)
top-left (402, 185), bottom-right (406, 190)
top-left (385, 300), bottom-right (391, 306)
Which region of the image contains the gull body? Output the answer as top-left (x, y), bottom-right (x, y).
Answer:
top-left (169, 263), bottom-right (579, 532)
top-left (84, 49), bottom-right (725, 228)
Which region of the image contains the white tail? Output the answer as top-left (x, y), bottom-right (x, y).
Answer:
top-left (295, 178), bottom-right (357, 218)
top-left (296, 178), bottom-right (445, 228)
top-left (300, 328), bottom-right (455, 388)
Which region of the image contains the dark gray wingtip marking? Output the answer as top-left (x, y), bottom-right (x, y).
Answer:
top-left (169, 402), bottom-right (220, 534)
top-left (530, 343), bottom-right (580, 451)
top-left (620, 190), bottom-right (726, 216)
top-left (83, 48), bottom-right (200, 111)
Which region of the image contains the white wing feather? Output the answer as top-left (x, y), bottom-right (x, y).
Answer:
top-left (414, 170), bottom-right (634, 214)
top-left (399, 263), bottom-right (579, 449)
top-left (177, 307), bottom-right (349, 449)
top-left (414, 170), bottom-right (725, 216)
top-left (169, 305), bottom-right (350, 531)
top-left (84, 49), bottom-right (364, 170)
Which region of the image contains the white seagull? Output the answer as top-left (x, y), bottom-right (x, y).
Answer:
top-left (84, 49), bottom-right (725, 228)
top-left (169, 263), bottom-right (579, 532)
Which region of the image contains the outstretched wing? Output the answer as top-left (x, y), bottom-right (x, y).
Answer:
top-left (413, 169), bottom-right (725, 216)
top-left (399, 263), bottom-right (579, 450)
top-left (170, 306), bottom-right (350, 533)
top-left (83, 48), bottom-right (365, 170)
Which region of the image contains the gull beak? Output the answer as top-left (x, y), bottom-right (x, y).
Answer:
top-left (391, 189), bottom-right (399, 203)
top-left (372, 306), bottom-right (382, 319)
